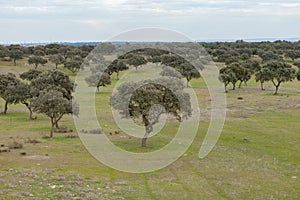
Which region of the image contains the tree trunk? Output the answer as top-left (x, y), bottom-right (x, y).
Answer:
top-left (116, 72), bottom-right (119, 80)
top-left (232, 83), bottom-right (236, 90)
top-left (55, 64), bottom-right (58, 69)
top-left (239, 81), bottom-right (243, 88)
top-left (50, 125), bottom-right (54, 138)
top-left (274, 86), bottom-right (279, 95)
top-left (142, 125), bottom-right (152, 147)
top-left (186, 78), bottom-right (191, 88)
top-left (50, 118), bottom-right (55, 138)
top-left (272, 81), bottom-right (281, 95)
top-left (13, 59), bottom-right (16, 66)
top-left (141, 115), bottom-right (153, 147)
top-left (29, 109), bottom-right (34, 120)
top-left (142, 133), bottom-right (148, 147)
top-left (34, 64), bottom-right (38, 69)
top-left (3, 101), bottom-right (8, 114)
top-left (54, 117), bottom-right (59, 129)
top-left (23, 102), bottom-right (35, 120)
top-left (260, 82), bottom-right (265, 90)
top-left (55, 114), bottom-right (65, 130)
top-left (224, 83), bottom-right (228, 93)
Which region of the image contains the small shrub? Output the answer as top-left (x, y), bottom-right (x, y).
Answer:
top-left (64, 134), bottom-right (78, 139)
top-left (89, 129), bottom-right (103, 134)
top-left (54, 126), bottom-right (68, 133)
top-left (8, 142), bottom-right (23, 149)
top-left (25, 138), bottom-right (42, 144)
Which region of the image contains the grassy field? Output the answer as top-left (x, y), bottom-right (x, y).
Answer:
top-left (0, 59), bottom-right (299, 199)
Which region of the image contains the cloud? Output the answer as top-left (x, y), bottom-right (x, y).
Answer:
top-left (97, 0), bottom-right (300, 16)
top-left (0, 0), bottom-right (299, 43)
top-left (2, 6), bottom-right (55, 13)
top-left (1, 0), bottom-right (300, 17)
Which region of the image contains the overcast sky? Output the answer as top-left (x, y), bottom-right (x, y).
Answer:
top-left (0, 0), bottom-right (299, 43)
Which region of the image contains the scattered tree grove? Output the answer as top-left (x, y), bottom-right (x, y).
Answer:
top-left (1, 41), bottom-right (300, 140)
top-left (256, 61), bottom-right (296, 95)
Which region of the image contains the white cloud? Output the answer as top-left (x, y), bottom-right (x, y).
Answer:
top-left (257, 2), bottom-right (300, 7)
top-left (0, 0), bottom-right (299, 42)
top-left (1, 0), bottom-right (300, 16)
top-left (96, 0), bottom-right (300, 16)
top-left (3, 6), bottom-right (55, 13)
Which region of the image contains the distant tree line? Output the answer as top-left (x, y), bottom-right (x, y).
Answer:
top-left (0, 43), bottom-right (115, 72)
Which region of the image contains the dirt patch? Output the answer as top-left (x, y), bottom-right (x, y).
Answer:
top-left (25, 155), bottom-right (51, 160)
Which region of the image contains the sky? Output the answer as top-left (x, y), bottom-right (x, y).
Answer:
top-left (0, 0), bottom-right (300, 43)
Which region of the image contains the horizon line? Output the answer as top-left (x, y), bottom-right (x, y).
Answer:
top-left (1, 37), bottom-right (300, 45)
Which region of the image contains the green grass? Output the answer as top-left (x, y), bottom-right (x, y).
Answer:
top-left (0, 61), bottom-right (299, 199)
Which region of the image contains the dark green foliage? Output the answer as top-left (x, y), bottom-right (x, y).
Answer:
top-left (9, 49), bottom-right (23, 66)
top-left (106, 60), bottom-right (128, 80)
top-left (31, 89), bottom-right (78, 138)
top-left (136, 48), bottom-right (167, 57)
top-left (256, 61), bottom-right (296, 94)
top-left (58, 46), bottom-right (69, 59)
top-left (240, 53), bottom-right (251, 61)
top-left (126, 55), bottom-right (147, 70)
top-left (44, 44), bottom-right (61, 55)
top-left (20, 69), bottom-right (42, 81)
top-left (161, 54), bottom-right (185, 67)
top-left (0, 46), bottom-right (9, 59)
top-left (285, 50), bottom-right (300, 61)
top-left (216, 50), bottom-right (239, 63)
top-left (224, 56), bottom-right (239, 65)
top-left (219, 67), bottom-right (238, 92)
top-left (111, 78), bottom-right (191, 147)
top-left (30, 70), bottom-right (78, 137)
top-left (159, 53), bottom-right (201, 87)
top-left (160, 66), bottom-right (182, 79)
top-left (297, 70), bottom-right (300, 81)
top-left (85, 72), bottom-right (111, 92)
top-left (229, 62), bottom-right (251, 88)
top-left (242, 59), bottom-right (261, 74)
top-left (28, 56), bottom-right (47, 69)
top-left (49, 54), bottom-right (65, 69)
top-left (79, 45), bottom-right (95, 54)
top-left (30, 70), bottom-right (74, 100)
top-left (33, 50), bottom-right (45, 56)
top-left (255, 67), bottom-right (272, 91)
top-left (0, 73), bottom-right (21, 114)
top-left (259, 51), bottom-right (282, 62)
top-left (64, 60), bottom-right (82, 73)
top-left (176, 63), bottom-right (201, 87)
top-left (1, 72), bottom-right (36, 118)
top-left (219, 62), bottom-right (251, 91)
top-left (149, 55), bottom-right (162, 64)
top-left (5, 81), bottom-right (35, 119)
top-left (66, 49), bottom-right (83, 60)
